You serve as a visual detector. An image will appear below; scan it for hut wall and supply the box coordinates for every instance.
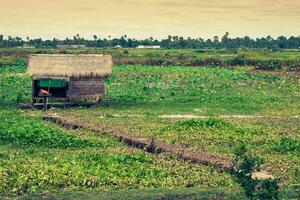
[67,77,105,98]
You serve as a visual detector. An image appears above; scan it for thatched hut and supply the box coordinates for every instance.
[27,54,112,108]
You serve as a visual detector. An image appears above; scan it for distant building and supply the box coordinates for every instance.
[57,45,86,49]
[17,44,35,49]
[114,45,123,49]
[136,45,161,49]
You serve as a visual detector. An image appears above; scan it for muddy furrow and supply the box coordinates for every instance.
[43,115,233,172]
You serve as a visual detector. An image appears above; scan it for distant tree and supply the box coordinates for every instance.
[149,37,154,45]
[93,35,97,40]
[222,32,230,44]
[161,35,173,48]
[287,36,299,48]
[213,35,219,43]
[277,36,288,48]
[266,35,273,42]
[0,33,299,49]
[127,38,133,48]
[206,39,213,48]
[213,36,219,48]
[243,36,252,48]
[108,35,111,47]
[119,36,127,47]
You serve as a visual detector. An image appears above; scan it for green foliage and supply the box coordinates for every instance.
[272,138,300,153]
[0,110,235,195]
[161,118,231,132]
[0,147,234,195]
[0,152,234,196]
[1,188,248,200]
[0,110,99,149]
[1,33,300,50]
[105,65,299,116]
[1,48,300,70]
[233,145,280,199]
[0,60,27,73]
[150,117,275,156]
[0,61,31,107]
[177,118,230,129]
[233,144,247,158]
[255,60,282,71]
[0,58,299,196]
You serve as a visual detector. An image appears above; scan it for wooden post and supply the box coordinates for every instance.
[43,96,47,111]
[32,80,35,107]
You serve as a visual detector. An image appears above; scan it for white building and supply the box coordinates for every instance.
[114,45,123,49]
[136,45,161,49]
[57,45,86,49]
[17,44,35,49]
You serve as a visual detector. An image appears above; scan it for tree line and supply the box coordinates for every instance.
[0,32,299,49]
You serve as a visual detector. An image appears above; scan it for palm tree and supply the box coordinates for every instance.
[108,35,111,47]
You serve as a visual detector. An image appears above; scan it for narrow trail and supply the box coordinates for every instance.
[43,115,233,172]
[159,114,300,119]
[75,114,299,119]
[43,114,275,179]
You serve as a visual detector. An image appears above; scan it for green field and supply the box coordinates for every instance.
[1,48,300,70]
[0,51,300,199]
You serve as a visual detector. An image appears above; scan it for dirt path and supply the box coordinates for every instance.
[42,114,275,179]
[43,114,233,172]
[159,114,300,119]
[74,113,299,119]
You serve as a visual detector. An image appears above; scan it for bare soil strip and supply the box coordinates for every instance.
[159,115,300,119]
[43,115,233,172]
[65,114,299,119]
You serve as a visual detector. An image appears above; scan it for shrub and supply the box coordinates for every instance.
[162,118,231,132]
[194,49,206,53]
[273,138,300,153]
[255,60,282,71]
[230,55,246,66]
[232,145,280,199]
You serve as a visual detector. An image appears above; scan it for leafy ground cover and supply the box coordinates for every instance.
[2,63,300,116]
[105,65,300,116]
[0,60,31,107]
[55,110,300,186]
[1,48,300,70]
[0,110,236,196]
[49,65,299,187]
[2,47,300,61]
[2,188,248,200]
[1,60,299,198]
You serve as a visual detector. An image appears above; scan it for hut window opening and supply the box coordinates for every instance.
[35,79,68,98]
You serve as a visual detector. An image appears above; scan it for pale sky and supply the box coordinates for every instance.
[0,0,299,39]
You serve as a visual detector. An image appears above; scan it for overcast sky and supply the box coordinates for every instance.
[1,0,299,39]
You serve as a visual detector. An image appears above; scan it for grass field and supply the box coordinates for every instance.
[0,110,237,195]
[1,48,300,70]
[54,65,300,185]
[0,53,300,198]
[1,47,300,60]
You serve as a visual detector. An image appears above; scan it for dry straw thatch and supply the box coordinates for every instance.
[27,54,112,78]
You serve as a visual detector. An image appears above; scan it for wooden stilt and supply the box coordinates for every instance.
[43,96,47,111]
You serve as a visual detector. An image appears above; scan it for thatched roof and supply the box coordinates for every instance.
[27,54,112,78]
